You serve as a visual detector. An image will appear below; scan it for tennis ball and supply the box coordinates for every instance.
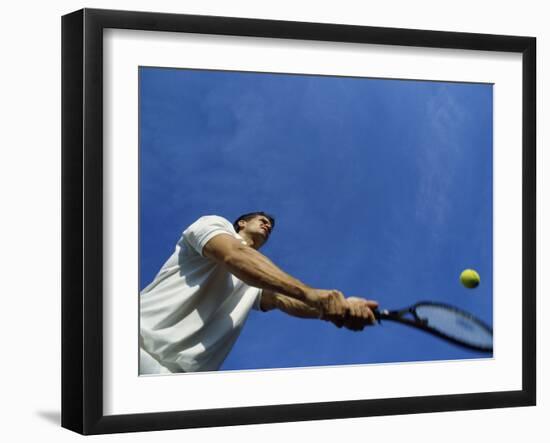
[460,269,480,289]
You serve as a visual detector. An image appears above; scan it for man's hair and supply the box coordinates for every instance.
[233,212,276,233]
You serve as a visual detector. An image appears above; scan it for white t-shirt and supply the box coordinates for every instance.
[140,215,263,373]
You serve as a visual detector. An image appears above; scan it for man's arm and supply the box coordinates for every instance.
[261,291,379,331]
[202,234,348,320]
[260,290,321,318]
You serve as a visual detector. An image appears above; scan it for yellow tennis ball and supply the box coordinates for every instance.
[460,269,480,289]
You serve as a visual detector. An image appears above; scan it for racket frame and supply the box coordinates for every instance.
[374,301,493,353]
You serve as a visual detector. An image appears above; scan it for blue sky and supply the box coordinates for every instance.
[139,67,493,370]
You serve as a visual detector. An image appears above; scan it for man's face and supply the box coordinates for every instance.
[239,215,273,245]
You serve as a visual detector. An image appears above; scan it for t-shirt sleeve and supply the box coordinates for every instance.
[183,215,235,256]
[252,288,264,311]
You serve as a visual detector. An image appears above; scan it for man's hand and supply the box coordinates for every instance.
[303,288,349,322]
[337,297,379,331]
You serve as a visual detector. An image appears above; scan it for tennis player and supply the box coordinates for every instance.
[140,212,378,374]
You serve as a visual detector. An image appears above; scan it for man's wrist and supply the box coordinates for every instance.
[300,287,321,308]
[284,284,315,305]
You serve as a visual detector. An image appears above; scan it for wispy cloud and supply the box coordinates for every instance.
[414,86,468,235]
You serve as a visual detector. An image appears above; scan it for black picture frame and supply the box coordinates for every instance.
[61,8,536,435]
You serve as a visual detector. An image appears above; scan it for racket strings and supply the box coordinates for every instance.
[414,304,492,349]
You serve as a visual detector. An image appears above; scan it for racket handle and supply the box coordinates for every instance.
[373,309,383,325]
[373,309,390,324]
[373,309,390,317]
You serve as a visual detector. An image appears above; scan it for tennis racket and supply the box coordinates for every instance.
[373,301,493,353]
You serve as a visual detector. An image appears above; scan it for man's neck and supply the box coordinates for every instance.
[237,231,259,249]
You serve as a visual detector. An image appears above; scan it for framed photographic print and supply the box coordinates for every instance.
[61,8,536,435]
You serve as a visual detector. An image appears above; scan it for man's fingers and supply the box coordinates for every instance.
[334,290,348,316]
[361,304,376,325]
[366,308,376,325]
[322,290,348,317]
[349,318,365,331]
[344,318,365,332]
[343,298,378,327]
[348,301,359,318]
[362,304,376,324]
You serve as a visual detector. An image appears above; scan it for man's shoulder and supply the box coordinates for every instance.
[190,215,233,229]
[183,215,236,236]
[181,215,236,256]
